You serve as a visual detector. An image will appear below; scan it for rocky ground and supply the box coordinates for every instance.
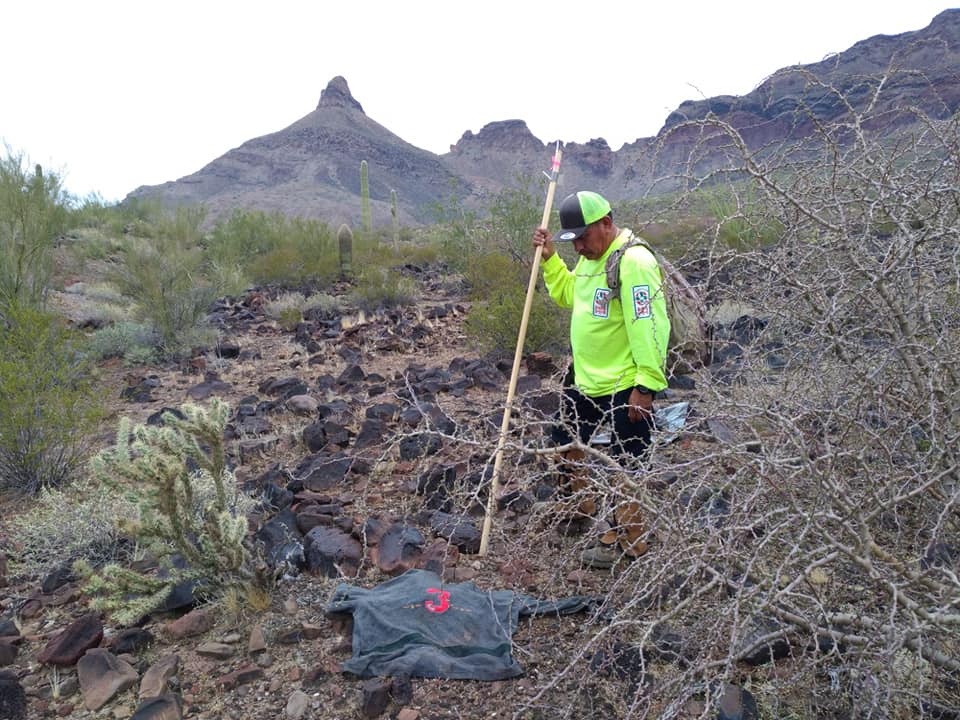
[0,264,757,720]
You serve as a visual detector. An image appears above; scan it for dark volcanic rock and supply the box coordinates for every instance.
[131,692,184,720]
[254,507,305,573]
[304,526,363,577]
[0,638,17,667]
[0,619,19,639]
[373,524,425,575]
[711,682,759,720]
[77,649,139,711]
[109,628,155,656]
[186,373,233,401]
[399,433,442,460]
[38,612,104,667]
[429,511,481,554]
[736,616,792,665]
[0,670,26,720]
[295,452,352,491]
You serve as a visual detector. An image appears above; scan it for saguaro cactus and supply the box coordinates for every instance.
[391,189,399,250]
[360,160,371,238]
[338,223,353,279]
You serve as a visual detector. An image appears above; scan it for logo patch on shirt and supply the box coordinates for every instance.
[632,285,651,319]
[592,288,611,318]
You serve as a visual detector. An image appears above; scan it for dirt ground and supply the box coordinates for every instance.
[1,273,718,720]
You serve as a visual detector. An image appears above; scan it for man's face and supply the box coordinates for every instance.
[572,221,606,260]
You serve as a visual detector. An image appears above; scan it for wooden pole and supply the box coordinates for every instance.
[479,144,563,556]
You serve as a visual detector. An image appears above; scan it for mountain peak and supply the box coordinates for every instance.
[128,13,959,225]
[317,76,364,113]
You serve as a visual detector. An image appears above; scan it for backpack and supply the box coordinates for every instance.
[605,235,710,375]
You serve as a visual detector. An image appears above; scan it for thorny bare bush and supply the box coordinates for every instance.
[356,69,960,719]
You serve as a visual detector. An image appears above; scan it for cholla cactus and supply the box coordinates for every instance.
[76,399,261,624]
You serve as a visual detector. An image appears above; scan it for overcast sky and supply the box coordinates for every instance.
[3,1,954,202]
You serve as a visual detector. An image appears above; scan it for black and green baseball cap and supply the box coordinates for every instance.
[552,191,612,242]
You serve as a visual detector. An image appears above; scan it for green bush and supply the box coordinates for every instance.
[205,209,338,288]
[485,176,544,263]
[430,192,481,272]
[263,291,307,319]
[0,302,103,493]
[88,321,159,363]
[109,207,218,356]
[302,292,343,319]
[463,251,526,300]
[700,185,784,251]
[64,229,126,269]
[204,208,279,270]
[68,193,135,238]
[427,174,545,277]
[465,284,570,356]
[351,267,419,311]
[113,197,165,237]
[277,307,302,331]
[0,149,71,309]
[206,258,250,298]
[397,240,441,268]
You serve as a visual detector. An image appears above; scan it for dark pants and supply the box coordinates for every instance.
[550,366,653,459]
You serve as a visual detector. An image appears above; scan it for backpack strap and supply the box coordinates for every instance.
[605,235,659,297]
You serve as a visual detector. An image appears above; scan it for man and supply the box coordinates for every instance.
[533,190,669,568]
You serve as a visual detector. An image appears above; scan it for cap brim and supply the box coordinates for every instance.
[552,226,587,243]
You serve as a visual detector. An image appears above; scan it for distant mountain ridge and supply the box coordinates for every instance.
[128,9,960,227]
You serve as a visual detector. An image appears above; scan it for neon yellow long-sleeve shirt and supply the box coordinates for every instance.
[541,229,669,398]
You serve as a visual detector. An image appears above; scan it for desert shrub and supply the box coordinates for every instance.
[462,235,570,357]
[430,175,545,275]
[247,245,304,286]
[3,477,139,578]
[276,307,301,331]
[67,230,120,264]
[109,207,218,356]
[119,196,168,233]
[397,240,441,268]
[68,193,137,238]
[351,266,419,311]
[465,283,570,356]
[59,280,131,328]
[504,75,960,716]
[64,280,125,304]
[0,302,103,493]
[462,251,525,300]
[430,192,482,272]
[70,193,113,229]
[76,400,264,624]
[485,175,544,262]
[302,291,343,318]
[0,149,71,309]
[206,209,338,287]
[205,208,280,268]
[88,321,160,363]
[701,184,785,251]
[206,257,250,298]
[379,70,960,720]
[263,290,346,329]
[263,291,306,319]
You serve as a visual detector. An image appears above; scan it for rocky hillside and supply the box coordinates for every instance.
[0,266,783,720]
[127,9,960,225]
[126,78,464,228]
